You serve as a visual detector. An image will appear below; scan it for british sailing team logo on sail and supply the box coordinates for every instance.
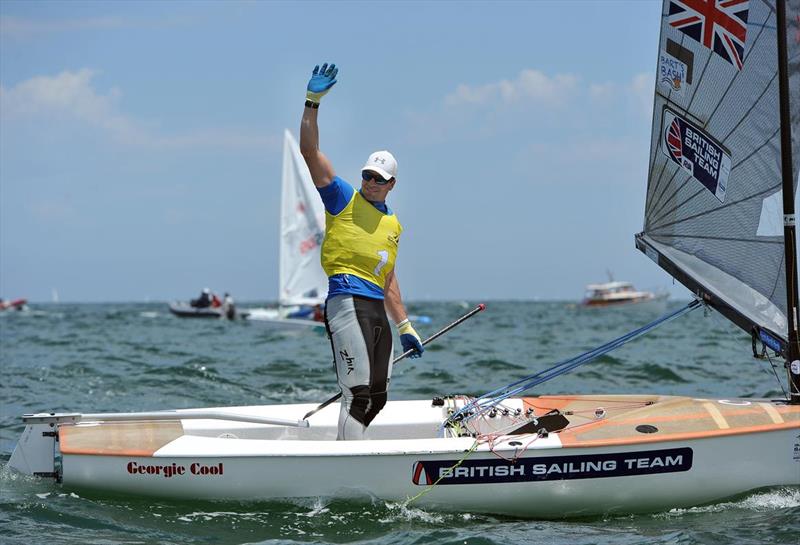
[667,0,749,70]
[661,108,731,203]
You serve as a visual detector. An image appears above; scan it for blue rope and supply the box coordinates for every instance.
[445,299,702,428]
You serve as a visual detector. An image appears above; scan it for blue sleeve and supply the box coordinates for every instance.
[317,177,354,215]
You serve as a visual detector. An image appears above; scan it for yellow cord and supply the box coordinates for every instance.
[403,440,480,507]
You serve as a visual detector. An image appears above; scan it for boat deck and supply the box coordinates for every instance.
[523,395,799,447]
[57,395,800,457]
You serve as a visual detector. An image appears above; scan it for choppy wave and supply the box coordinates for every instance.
[659,487,800,515]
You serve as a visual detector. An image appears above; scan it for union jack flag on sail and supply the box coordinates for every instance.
[668,0,749,70]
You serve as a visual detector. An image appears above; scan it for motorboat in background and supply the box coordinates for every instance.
[167,301,248,320]
[0,298,28,311]
[169,289,243,320]
[581,281,668,310]
[167,301,222,319]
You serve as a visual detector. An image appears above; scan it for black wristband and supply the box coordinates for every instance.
[305,100,320,109]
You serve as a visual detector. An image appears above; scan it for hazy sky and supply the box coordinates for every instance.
[1,0,685,303]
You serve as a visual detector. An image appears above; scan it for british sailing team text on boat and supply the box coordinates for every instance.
[414,448,692,485]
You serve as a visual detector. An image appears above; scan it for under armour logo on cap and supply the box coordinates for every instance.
[362,150,397,180]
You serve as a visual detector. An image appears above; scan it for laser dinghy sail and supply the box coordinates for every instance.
[244,130,327,328]
[7,0,800,517]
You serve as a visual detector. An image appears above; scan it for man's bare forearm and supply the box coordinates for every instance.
[299,105,334,187]
[300,106,319,157]
[384,270,408,325]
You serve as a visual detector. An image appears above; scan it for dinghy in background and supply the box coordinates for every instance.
[242,130,328,328]
[242,307,324,330]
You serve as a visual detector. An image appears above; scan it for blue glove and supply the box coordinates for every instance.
[306,63,338,104]
[398,320,424,359]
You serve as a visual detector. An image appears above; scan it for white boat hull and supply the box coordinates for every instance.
[60,431,798,517]
[581,293,669,313]
[243,307,325,330]
[11,396,800,517]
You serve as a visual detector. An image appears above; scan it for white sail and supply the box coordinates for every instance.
[638,0,799,349]
[278,130,327,307]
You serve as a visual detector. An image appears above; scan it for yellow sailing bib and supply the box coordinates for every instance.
[321,192,402,289]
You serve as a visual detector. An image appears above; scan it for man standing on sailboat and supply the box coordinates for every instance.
[299,62,425,440]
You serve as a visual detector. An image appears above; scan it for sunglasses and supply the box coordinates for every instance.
[362,170,392,185]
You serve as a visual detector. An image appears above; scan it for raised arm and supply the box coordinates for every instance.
[384,269,424,358]
[300,63,338,189]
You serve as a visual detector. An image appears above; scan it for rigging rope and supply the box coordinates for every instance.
[444,299,702,430]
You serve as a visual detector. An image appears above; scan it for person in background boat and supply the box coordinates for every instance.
[300,62,424,441]
[286,304,325,322]
[312,304,324,322]
[191,288,212,309]
[222,293,236,320]
[211,293,222,308]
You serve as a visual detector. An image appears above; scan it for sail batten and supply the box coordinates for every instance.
[639,0,799,355]
[649,182,782,231]
[646,234,784,244]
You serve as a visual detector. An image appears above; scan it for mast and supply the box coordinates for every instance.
[776,0,800,403]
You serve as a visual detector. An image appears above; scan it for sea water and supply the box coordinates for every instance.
[1,301,798,545]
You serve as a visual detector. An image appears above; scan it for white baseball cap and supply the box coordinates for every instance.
[361,150,397,181]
